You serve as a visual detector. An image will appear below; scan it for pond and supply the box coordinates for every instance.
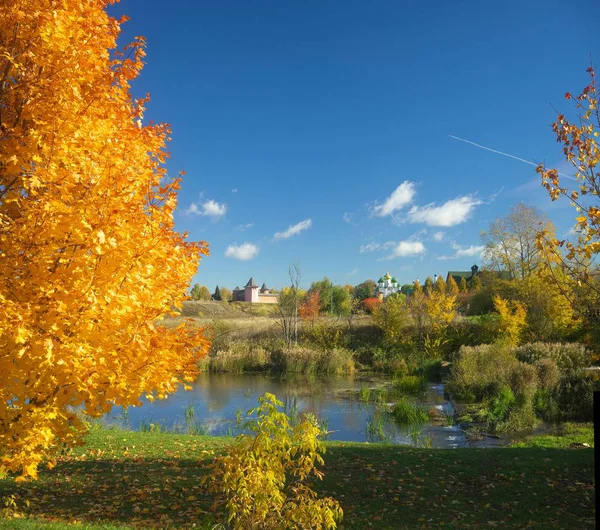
[102,372,506,448]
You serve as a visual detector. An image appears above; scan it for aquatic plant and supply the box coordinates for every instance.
[390,398,429,425]
[365,414,388,442]
[393,375,426,395]
[358,385,371,403]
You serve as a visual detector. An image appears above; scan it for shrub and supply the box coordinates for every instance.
[535,358,561,390]
[501,400,537,432]
[302,322,346,350]
[390,398,429,425]
[493,296,527,346]
[448,343,518,401]
[555,374,595,421]
[385,357,410,376]
[416,359,443,382]
[486,385,515,423]
[534,389,560,422]
[515,342,590,375]
[361,297,382,314]
[466,292,495,316]
[447,316,501,351]
[509,362,538,399]
[203,393,343,529]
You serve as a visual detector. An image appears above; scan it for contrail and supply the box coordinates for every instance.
[449,135,576,180]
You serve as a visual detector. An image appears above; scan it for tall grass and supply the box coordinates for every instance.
[393,375,426,395]
[358,385,371,403]
[202,340,355,375]
[390,398,429,425]
[365,414,388,442]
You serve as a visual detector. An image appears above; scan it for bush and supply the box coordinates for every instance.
[447,316,501,351]
[390,398,429,425]
[509,362,538,398]
[515,342,590,375]
[535,358,561,390]
[361,297,382,314]
[486,385,515,423]
[203,393,343,529]
[302,322,346,350]
[416,359,443,382]
[448,343,518,401]
[466,292,495,316]
[555,374,595,421]
[501,400,537,432]
[534,389,560,422]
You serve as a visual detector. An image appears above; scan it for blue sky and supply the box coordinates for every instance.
[109,0,598,290]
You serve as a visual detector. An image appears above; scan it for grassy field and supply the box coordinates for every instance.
[0,427,594,529]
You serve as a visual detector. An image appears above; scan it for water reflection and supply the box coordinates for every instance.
[104,372,471,448]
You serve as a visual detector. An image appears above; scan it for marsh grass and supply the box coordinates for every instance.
[203,341,355,375]
[391,398,429,426]
[393,375,427,395]
[358,385,371,403]
[365,414,388,442]
[408,425,433,448]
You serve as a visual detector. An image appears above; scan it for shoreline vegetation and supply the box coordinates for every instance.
[162,301,598,436]
[0,426,594,529]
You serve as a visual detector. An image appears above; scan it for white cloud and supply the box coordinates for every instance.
[433,231,445,242]
[274,218,312,240]
[185,199,228,219]
[438,242,484,260]
[236,223,254,231]
[360,242,381,253]
[232,188,238,193]
[373,181,416,217]
[453,243,484,257]
[343,212,353,223]
[360,241,396,253]
[224,242,259,261]
[407,196,482,227]
[346,268,359,276]
[388,240,426,258]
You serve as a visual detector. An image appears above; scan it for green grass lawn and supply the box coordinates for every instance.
[0,426,594,529]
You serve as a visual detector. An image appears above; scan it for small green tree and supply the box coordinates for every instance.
[308,277,333,314]
[459,277,468,293]
[373,294,408,343]
[353,279,377,301]
[446,275,459,297]
[332,285,352,316]
[213,285,222,301]
[424,276,434,295]
[191,283,211,301]
[203,393,343,529]
[220,287,233,301]
[435,275,446,294]
[471,275,482,293]
[400,284,413,295]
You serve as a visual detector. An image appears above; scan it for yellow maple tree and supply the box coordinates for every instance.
[536,65,599,297]
[493,296,527,346]
[0,0,209,479]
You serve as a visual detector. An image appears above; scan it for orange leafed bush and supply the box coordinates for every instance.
[0,0,210,478]
[361,297,382,314]
[299,291,320,322]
